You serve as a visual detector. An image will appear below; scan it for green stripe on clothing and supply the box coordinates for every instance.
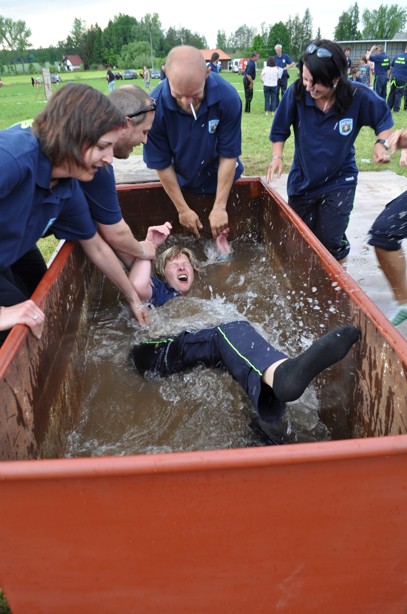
[216,325,262,375]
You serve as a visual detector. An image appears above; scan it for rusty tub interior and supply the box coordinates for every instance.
[0,178,406,612]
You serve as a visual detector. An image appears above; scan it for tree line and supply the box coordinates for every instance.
[0,4,406,74]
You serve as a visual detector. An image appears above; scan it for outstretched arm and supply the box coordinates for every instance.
[129,222,172,302]
[209,157,236,239]
[79,234,149,325]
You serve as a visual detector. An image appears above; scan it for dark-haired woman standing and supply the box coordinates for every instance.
[266,39,394,263]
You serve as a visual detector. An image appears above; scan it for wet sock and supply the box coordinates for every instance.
[272,325,360,402]
[391,304,407,327]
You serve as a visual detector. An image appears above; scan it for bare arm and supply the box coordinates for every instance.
[129,222,172,301]
[97,219,156,269]
[387,129,407,153]
[79,234,149,325]
[266,141,285,182]
[157,165,203,238]
[373,129,394,164]
[208,157,237,239]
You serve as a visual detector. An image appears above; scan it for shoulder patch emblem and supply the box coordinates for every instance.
[339,118,353,135]
[208,119,219,134]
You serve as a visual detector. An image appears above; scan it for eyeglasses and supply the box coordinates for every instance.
[305,43,332,60]
[127,98,157,119]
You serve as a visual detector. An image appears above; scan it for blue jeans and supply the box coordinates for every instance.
[263,85,278,112]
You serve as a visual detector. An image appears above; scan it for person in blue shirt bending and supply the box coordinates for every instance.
[0,84,150,344]
[267,39,394,265]
[143,46,243,241]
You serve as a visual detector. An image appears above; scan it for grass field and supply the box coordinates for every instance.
[1,69,406,179]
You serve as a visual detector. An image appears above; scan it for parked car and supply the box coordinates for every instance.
[151,67,160,79]
[50,74,61,83]
[123,69,138,80]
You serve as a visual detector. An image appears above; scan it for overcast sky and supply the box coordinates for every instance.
[0,0,396,50]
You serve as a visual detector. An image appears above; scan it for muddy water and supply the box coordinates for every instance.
[67,237,344,458]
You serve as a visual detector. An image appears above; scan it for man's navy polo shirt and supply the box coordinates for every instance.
[270,82,394,199]
[80,165,123,225]
[245,59,256,80]
[370,52,390,74]
[143,73,243,194]
[391,52,407,80]
[274,53,294,81]
[0,128,96,270]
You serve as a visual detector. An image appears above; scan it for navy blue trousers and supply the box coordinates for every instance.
[368,190,407,251]
[132,320,288,423]
[288,187,356,260]
[0,246,47,344]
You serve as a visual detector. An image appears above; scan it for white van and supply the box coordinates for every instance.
[229,58,241,73]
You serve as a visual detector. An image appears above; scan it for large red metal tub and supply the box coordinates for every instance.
[0,178,406,612]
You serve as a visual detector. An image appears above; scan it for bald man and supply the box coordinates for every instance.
[143,45,243,239]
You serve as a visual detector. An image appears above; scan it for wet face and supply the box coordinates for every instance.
[76,128,121,181]
[168,71,207,114]
[113,111,155,159]
[302,64,334,100]
[163,254,195,294]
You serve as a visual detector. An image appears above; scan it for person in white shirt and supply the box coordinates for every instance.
[261,56,283,116]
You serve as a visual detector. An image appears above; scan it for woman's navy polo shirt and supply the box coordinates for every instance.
[143,73,243,194]
[0,128,96,270]
[270,82,394,199]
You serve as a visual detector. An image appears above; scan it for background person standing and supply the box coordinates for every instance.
[106,66,115,93]
[274,44,295,106]
[387,45,407,113]
[143,66,151,92]
[243,51,259,113]
[368,44,390,100]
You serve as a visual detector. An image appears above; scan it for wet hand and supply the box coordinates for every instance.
[145,222,173,247]
[133,303,149,326]
[0,300,45,339]
[266,157,283,183]
[373,142,391,164]
[209,208,228,239]
[178,209,203,238]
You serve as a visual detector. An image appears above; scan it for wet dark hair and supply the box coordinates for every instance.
[32,83,126,168]
[267,56,276,67]
[294,39,355,115]
[211,52,220,62]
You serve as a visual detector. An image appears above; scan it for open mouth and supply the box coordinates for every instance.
[177,274,188,282]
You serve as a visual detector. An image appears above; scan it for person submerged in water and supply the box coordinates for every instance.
[129,223,361,444]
